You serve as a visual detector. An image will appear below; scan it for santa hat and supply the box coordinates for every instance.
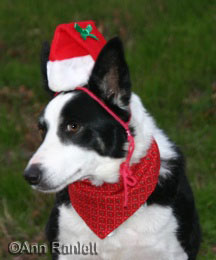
[47,21,106,92]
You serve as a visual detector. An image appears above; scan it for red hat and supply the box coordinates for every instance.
[47,21,106,92]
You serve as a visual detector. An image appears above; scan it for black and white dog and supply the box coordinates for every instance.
[24,37,201,260]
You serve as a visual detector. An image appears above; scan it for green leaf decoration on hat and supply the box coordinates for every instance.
[74,23,99,41]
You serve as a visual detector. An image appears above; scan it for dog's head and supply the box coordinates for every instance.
[24,38,133,192]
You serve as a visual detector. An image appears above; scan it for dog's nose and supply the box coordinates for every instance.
[24,164,42,185]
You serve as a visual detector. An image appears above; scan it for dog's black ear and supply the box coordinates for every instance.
[88,37,131,108]
[40,41,54,96]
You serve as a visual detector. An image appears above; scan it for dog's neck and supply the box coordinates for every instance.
[87,93,156,186]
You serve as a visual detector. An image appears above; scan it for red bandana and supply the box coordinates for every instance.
[68,139,160,239]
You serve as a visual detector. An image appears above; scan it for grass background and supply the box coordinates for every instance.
[0,0,215,259]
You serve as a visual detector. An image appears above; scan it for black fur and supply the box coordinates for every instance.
[58,92,128,157]
[45,189,70,260]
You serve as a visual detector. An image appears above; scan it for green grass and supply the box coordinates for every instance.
[0,0,215,259]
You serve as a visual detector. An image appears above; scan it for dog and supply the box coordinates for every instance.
[24,37,201,260]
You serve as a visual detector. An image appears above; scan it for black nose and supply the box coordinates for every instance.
[24,164,42,185]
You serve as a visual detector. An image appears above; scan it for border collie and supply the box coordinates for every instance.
[24,37,201,260]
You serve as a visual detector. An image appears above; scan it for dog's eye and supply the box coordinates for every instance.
[66,122,80,133]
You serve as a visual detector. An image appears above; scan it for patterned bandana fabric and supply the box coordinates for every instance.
[68,139,160,239]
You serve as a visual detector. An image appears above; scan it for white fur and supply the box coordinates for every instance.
[47,55,94,92]
[26,92,186,259]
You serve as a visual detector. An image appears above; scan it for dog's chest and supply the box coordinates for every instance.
[56,203,187,260]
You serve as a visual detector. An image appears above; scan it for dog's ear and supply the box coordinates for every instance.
[88,37,131,108]
[40,42,55,96]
